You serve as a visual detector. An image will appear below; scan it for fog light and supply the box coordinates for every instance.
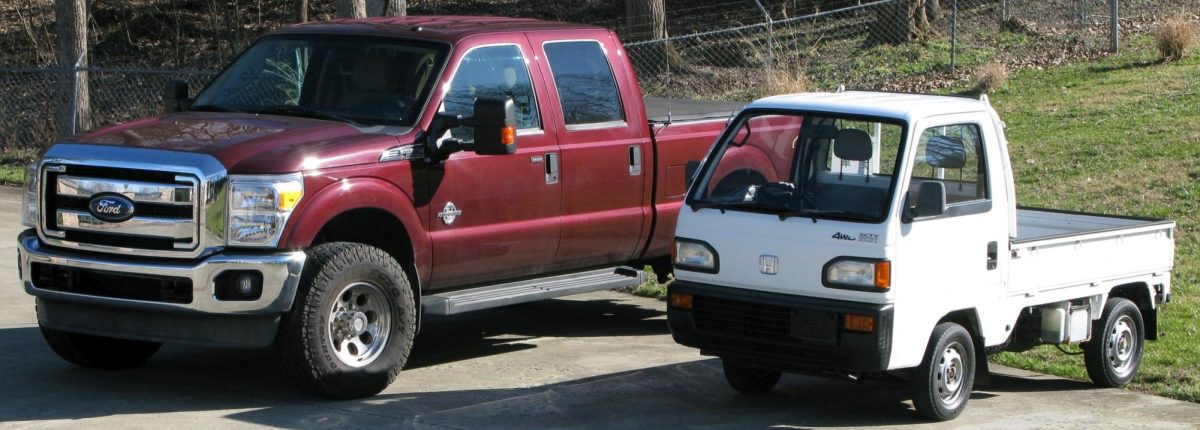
[215,270,263,301]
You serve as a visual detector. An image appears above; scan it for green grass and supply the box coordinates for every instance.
[972,35,1200,402]
[632,265,670,301]
[0,164,22,185]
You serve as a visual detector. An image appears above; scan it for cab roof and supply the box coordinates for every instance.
[274,15,606,42]
[745,91,993,122]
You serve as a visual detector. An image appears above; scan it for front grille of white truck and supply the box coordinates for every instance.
[40,164,202,257]
[692,295,837,345]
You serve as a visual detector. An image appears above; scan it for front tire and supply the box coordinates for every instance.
[40,325,161,369]
[1083,297,1144,388]
[722,359,782,394]
[277,242,417,399]
[912,322,975,421]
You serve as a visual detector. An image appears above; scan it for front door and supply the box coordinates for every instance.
[425,42,560,288]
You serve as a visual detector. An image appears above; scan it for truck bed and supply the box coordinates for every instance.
[645,97,744,123]
[1008,207,1174,298]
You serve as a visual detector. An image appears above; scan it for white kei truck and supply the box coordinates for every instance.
[666,91,1175,421]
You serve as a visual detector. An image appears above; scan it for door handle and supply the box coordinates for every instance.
[629,145,643,176]
[987,241,998,270]
[545,153,559,184]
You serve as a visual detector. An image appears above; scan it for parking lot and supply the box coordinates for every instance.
[3,186,1199,429]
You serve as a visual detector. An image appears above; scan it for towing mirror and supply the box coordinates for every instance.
[464,97,518,155]
[162,79,191,113]
[903,181,947,223]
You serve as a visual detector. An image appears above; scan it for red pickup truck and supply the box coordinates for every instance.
[17,16,738,398]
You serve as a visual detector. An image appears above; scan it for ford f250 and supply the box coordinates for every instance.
[667,91,1174,420]
[16,16,741,399]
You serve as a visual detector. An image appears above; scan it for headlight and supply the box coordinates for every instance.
[226,173,304,247]
[21,163,38,228]
[674,238,719,273]
[823,257,890,291]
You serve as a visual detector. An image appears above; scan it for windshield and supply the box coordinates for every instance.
[192,35,447,127]
[690,110,906,223]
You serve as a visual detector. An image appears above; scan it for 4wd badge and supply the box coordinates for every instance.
[438,202,462,225]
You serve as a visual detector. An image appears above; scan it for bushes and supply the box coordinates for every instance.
[1155,15,1196,61]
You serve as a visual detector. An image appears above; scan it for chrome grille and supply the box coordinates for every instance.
[41,164,202,256]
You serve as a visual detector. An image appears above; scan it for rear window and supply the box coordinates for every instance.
[543,41,625,126]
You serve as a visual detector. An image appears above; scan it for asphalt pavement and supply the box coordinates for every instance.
[2,186,1198,429]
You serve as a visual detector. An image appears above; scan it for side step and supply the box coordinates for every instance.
[422,266,645,316]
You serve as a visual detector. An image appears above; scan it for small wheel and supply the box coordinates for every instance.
[1083,297,1144,388]
[912,322,975,421]
[277,242,416,399]
[722,359,781,394]
[39,325,161,369]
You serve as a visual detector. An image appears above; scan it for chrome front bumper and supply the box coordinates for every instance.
[18,229,305,315]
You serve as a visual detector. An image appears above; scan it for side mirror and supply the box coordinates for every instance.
[429,97,518,159]
[162,79,190,113]
[903,181,947,223]
[684,160,701,189]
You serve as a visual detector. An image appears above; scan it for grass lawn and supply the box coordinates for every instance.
[981,35,1200,402]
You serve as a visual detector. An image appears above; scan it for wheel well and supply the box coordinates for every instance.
[311,209,421,321]
[1109,282,1157,340]
[938,309,990,385]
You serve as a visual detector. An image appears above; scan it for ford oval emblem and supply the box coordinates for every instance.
[88,193,135,223]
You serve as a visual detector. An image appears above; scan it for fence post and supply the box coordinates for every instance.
[950,0,958,71]
[1110,0,1119,52]
[749,0,772,92]
[1000,0,1008,22]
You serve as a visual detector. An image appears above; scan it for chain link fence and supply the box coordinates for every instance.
[1,0,1196,155]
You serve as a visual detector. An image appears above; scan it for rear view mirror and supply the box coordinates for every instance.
[465,97,518,155]
[162,79,190,113]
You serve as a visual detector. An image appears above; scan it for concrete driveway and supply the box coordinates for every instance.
[2,186,1198,429]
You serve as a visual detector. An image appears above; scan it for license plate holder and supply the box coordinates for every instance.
[791,309,836,343]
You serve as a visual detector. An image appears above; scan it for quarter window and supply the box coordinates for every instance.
[444,45,540,141]
[543,41,625,126]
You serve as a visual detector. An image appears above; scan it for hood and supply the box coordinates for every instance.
[74,112,416,173]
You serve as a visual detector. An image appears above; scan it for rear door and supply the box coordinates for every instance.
[425,40,561,288]
[527,33,649,269]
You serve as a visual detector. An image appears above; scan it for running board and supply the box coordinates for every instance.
[422,266,645,316]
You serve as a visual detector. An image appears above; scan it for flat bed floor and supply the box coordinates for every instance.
[645,97,744,123]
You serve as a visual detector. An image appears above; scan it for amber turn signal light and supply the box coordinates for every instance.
[874,260,891,290]
[844,314,875,333]
[669,292,693,310]
[501,125,516,145]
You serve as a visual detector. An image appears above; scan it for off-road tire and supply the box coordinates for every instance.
[1083,297,1144,388]
[40,325,161,369]
[276,242,416,399]
[722,359,782,395]
[912,322,975,421]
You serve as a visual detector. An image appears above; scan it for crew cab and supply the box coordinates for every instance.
[16,16,740,398]
[667,91,1174,420]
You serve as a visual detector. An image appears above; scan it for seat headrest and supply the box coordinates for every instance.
[351,57,397,92]
[925,135,967,169]
[834,128,873,161]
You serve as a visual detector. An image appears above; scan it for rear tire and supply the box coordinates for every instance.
[1083,297,1144,388]
[40,325,161,369]
[277,242,416,399]
[912,322,975,421]
[722,359,782,394]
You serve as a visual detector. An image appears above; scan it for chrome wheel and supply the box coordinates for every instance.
[327,281,391,368]
[935,341,967,406]
[1106,315,1137,378]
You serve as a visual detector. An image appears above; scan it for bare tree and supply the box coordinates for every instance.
[624,0,666,42]
[296,0,308,22]
[55,0,89,136]
[384,0,406,16]
[875,0,938,44]
[336,0,366,18]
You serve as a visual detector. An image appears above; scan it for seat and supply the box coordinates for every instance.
[337,57,404,114]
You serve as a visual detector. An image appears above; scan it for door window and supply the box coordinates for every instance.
[443,45,540,141]
[906,123,988,210]
[543,41,625,126]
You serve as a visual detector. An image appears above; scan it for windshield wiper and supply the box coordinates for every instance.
[776,209,873,223]
[189,104,245,113]
[256,106,360,125]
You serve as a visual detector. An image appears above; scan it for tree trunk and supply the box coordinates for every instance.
[624,0,666,42]
[874,0,935,44]
[296,0,307,22]
[336,0,366,18]
[55,0,88,136]
[384,0,406,16]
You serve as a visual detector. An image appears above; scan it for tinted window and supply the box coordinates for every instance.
[443,45,540,142]
[544,41,625,125]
